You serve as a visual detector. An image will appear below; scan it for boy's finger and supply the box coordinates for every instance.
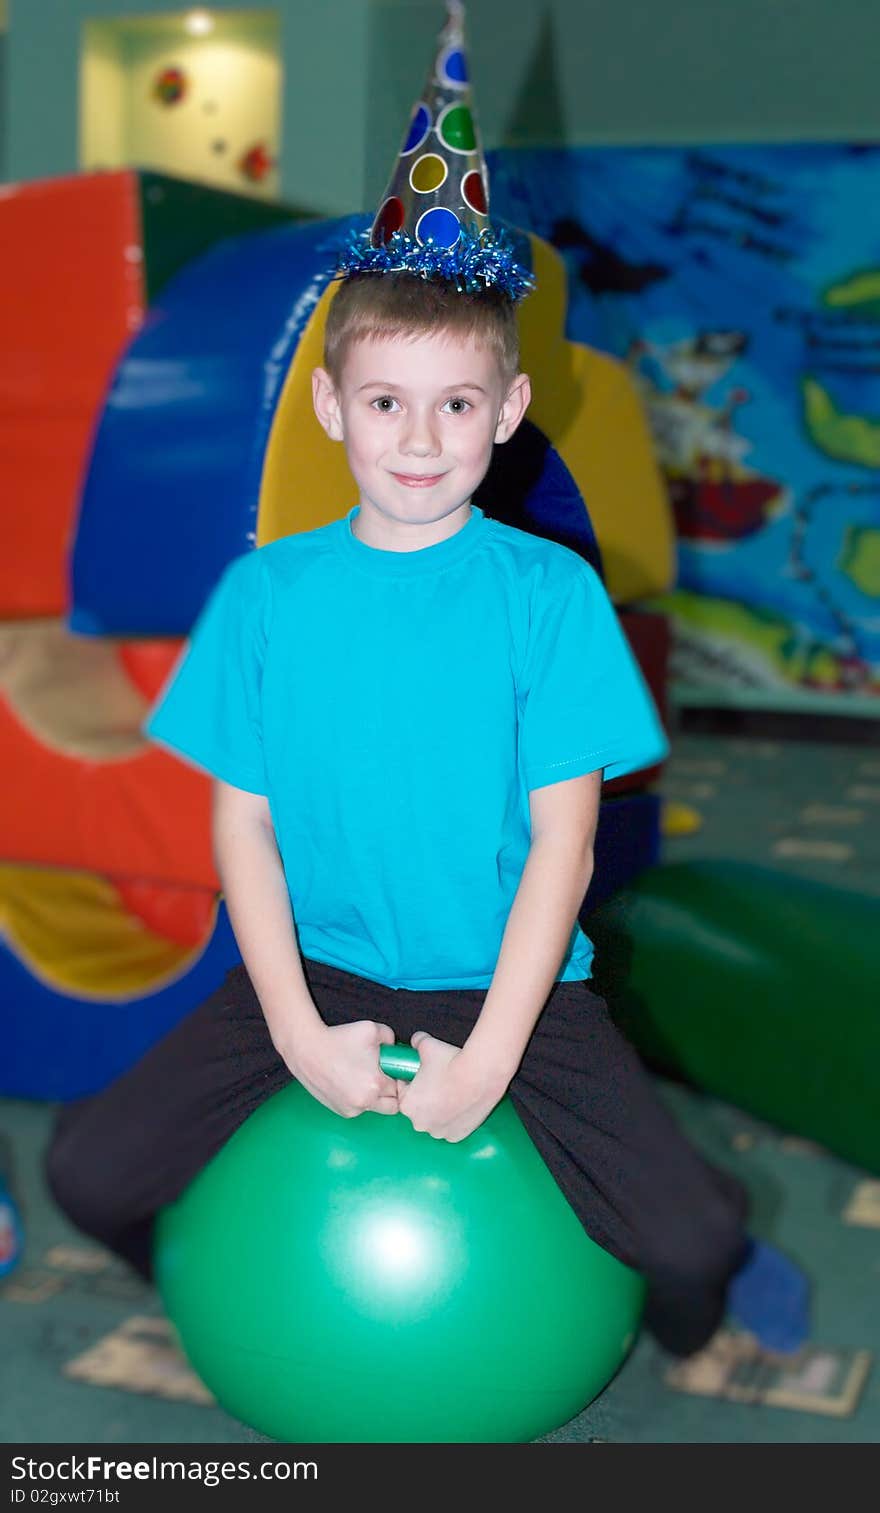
[373,1093,402,1115]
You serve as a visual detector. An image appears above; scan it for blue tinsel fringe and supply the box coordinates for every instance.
[334,224,535,301]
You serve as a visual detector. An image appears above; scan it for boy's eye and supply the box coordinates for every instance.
[371,396,400,412]
[442,397,472,414]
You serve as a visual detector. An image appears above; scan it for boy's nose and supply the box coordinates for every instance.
[400,413,441,456]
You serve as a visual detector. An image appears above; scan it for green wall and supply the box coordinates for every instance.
[6,0,880,213]
[0,0,6,183]
[0,34,6,184]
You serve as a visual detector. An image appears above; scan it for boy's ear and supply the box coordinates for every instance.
[312,367,344,441]
[494,372,531,444]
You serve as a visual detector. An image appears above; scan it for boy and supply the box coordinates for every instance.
[47,4,807,1366]
[47,269,800,1359]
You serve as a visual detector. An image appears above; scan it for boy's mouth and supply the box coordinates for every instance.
[390,471,447,488]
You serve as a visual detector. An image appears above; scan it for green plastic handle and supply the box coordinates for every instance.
[379,1043,420,1082]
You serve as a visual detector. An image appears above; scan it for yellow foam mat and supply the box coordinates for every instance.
[257,282,353,544]
[0,865,215,999]
[257,234,674,603]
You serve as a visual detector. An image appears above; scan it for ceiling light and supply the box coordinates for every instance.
[184,10,214,37]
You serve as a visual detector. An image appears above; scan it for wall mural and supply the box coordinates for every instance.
[489,144,880,716]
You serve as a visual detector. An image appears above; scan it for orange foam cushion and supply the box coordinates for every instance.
[0,171,144,618]
[2,692,217,891]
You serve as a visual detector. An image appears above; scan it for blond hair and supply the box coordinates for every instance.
[323,272,519,389]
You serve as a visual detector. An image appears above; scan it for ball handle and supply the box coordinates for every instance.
[379,1043,420,1083]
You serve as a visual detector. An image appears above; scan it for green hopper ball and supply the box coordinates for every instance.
[154,1044,644,1442]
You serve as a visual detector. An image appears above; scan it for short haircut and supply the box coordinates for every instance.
[323,272,520,390]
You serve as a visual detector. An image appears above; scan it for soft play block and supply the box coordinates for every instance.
[1,691,215,888]
[0,172,142,619]
[134,169,299,306]
[590,861,880,1175]
[1,624,215,887]
[583,791,662,916]
[0,170,299,621]
[69,216,346,637]
[2,880,241,1101]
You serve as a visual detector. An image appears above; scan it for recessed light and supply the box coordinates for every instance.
[185,10,214,37]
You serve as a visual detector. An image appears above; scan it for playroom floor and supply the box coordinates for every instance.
[2,725,879,1445]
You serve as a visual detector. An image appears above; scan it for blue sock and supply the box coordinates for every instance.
[726,1238,810,1354]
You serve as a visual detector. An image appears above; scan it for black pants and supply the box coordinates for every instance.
[46,958,749,1357]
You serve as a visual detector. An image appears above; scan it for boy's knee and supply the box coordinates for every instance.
[45,1109,158,1281]
[643,1194,748,1293]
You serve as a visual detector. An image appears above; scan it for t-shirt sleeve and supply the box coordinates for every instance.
[520,555,669,789]
[143,551,271,795]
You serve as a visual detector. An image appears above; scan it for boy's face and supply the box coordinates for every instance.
[313,328,530,543]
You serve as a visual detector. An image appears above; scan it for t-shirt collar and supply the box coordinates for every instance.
[337,504,486,577]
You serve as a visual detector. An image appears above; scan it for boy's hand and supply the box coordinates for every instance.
[284,1020,400,1120]
[397,1032,509,1143]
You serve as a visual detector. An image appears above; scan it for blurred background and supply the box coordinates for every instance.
[1,0,878,1446]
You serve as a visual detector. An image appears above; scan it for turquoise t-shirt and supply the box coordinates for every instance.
[145,506,668,990]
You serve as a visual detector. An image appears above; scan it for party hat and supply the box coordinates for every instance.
[337,1,533,300]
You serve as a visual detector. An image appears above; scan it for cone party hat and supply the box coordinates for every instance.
[337,1,533,299]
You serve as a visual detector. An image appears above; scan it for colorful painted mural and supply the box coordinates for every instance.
[490,144,880,716]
